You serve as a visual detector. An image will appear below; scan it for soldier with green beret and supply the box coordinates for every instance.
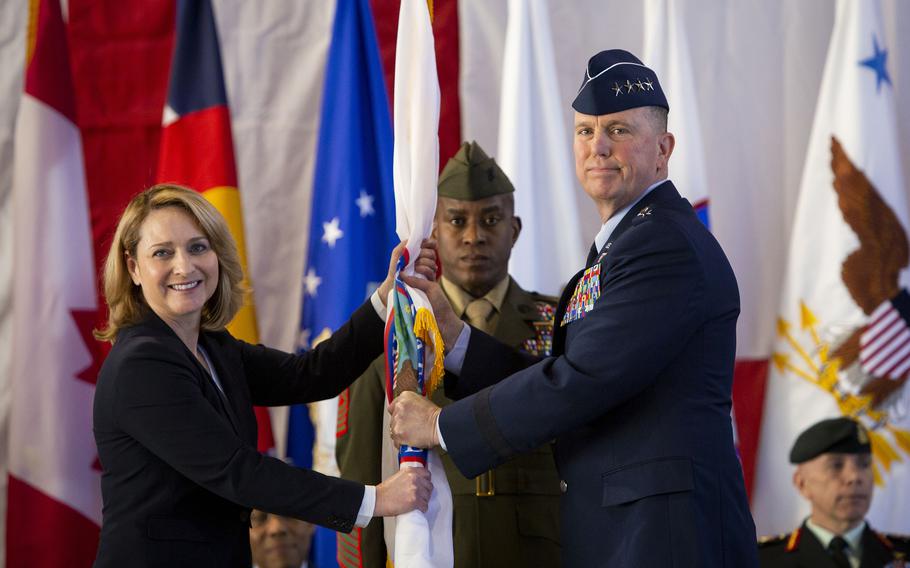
[335,141,562,568]
[758,417,910,567]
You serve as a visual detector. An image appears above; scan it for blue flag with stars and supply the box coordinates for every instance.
[287,0,396,565]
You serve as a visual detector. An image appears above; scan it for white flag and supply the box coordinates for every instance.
[386,1,453,566]
[753,0,910,535]
[499,0,585,296]
[643,0,710,224]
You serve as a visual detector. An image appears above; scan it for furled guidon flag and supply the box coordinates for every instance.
[752,0,910,536]
[157,0,273,451]
[643,0,710,227]
[9,0,103,564]
[382,1,453,567]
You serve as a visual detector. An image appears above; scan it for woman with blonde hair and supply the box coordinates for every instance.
[92,184,434,567]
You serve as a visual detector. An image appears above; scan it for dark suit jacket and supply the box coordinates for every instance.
[336,280,562,568]
[439,182,758,567]
[93,301,383,568]
[758,521,910,567]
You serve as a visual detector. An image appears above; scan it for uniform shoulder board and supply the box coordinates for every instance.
[757,533,789,548]
[757,528,802,552]
[879,532,910,549]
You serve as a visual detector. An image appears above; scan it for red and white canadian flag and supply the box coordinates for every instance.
[8,0,103,564]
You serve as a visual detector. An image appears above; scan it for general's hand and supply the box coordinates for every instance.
[377,239,440,307]
[389,391,442,449]
[374,466,432,516]
[401,274,464,347]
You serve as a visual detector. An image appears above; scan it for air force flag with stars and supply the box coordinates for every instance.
[287,0,396,565]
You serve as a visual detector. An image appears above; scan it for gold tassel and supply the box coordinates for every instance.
[413,307,445,396]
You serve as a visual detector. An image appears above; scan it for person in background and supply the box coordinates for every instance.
[250,509,315,568]
[389,49,758,567]
[336,141,561,567]
[92,184,435,567]
[758,417,910,567]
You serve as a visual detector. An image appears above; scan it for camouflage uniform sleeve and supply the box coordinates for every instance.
[335,355,388,568]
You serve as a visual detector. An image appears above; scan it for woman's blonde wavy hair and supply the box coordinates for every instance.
[94,184,245,343]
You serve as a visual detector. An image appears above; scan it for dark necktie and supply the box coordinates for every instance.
[585,242,598,266]
[827,536,851,568]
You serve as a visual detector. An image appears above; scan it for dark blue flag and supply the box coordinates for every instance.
[287,0,395,565]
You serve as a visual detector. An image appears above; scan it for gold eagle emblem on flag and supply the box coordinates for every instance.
[775,136,910,485]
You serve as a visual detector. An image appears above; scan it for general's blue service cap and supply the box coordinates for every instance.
[572,49,669,116]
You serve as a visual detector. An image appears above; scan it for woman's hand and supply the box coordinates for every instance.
[373,465,433,516]
[377,239,440,306]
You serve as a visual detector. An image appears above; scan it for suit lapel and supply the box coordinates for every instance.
[136,311,250,441]
[197,333,246,439]
[553,269,583,355]
[554,181,683,354]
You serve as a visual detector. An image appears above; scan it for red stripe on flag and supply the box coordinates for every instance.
[25,0,76,122]
[7,475,100,567]
[861,311,900,363]
[158,105,238,190]
[732,358,769,501]
[432,0,461,165]
[371,0,461,168]
[864,325,909,371]
[869,333,910,377]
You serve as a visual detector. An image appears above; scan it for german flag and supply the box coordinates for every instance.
[157,0,273,451]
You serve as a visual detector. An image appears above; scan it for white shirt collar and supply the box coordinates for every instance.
[593,179,667,252]
[805,517,865,559]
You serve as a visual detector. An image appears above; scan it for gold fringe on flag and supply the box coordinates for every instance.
[413,307,445,396]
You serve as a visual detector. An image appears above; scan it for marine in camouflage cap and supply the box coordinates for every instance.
[437,140,515,201]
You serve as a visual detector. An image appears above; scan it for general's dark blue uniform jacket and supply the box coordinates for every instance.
[93,302,383,568]
[439,182,758,567]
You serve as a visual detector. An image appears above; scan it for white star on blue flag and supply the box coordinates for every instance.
[356,189,376,217]
[321,217,344,248]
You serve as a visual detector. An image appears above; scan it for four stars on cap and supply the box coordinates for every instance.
[611,77,656,97]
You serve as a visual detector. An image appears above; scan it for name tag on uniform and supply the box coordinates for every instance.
[561,264,601,326]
